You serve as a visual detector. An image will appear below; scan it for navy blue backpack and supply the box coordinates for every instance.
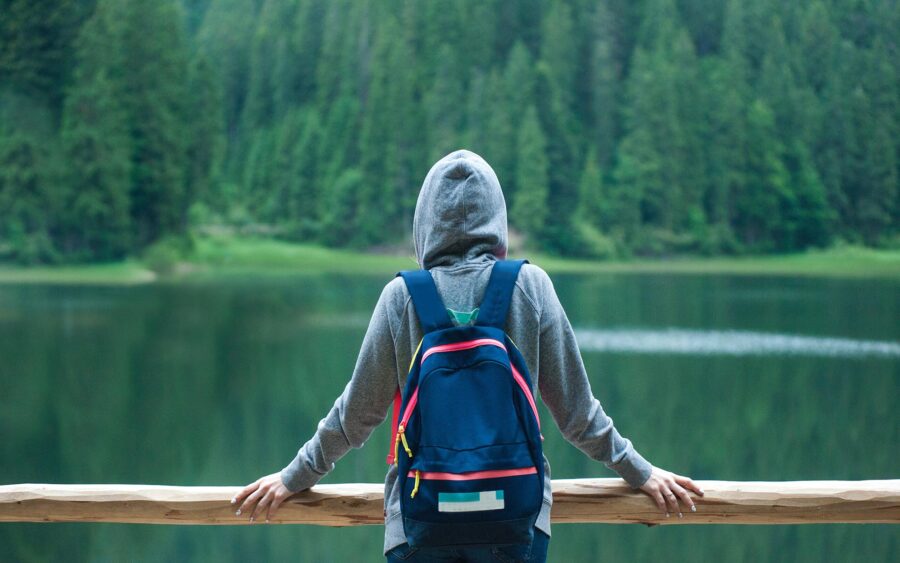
[386,259,544,548]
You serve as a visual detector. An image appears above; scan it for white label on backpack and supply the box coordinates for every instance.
[438,490,505,512]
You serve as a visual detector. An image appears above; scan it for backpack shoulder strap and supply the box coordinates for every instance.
[476,259,528,330]
[397,269,452,333]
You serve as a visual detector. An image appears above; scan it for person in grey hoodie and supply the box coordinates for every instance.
[232,150,704,561]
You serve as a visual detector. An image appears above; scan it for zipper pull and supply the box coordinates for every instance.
[411,470,421,498]
[398,424,413,458]
[393,430,401,465]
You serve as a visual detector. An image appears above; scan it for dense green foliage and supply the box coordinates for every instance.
[0,0,897,262]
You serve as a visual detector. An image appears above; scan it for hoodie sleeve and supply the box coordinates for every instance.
[535,270,653,489]
[280,282,399,493]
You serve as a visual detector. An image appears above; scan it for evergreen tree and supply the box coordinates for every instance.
[576,147,606,228]
[540,0,578,120]
[287,112,322,235]
[185,53,225,210]
[272,0,325,114]
[319,168,361,247]
[589,3,620,166]
[734,99,791,250]
[511,106,550,240]
[242,128,277,218]
[866,39,900,233]
[2,0,899,261]
[269,109,321,238]
[424,44,465,162]
[537,0,581,251]
[757,16,804,137]
[240,0,295,128]
[699,57,747,252]
[357,14,416,246]
[613,3,707,251]
[614,47,669,232]
[120,0,192,246]
[814,42,856,235]
[638,0,684,50]
[315,0,363,108]
[265,110,305,223]
[497,41,537,201]
[0,0,87,109]
[504,42,537,118]
[783,140,833,248]
[668,29,706,233]
[798,1,839,95]
[844,87,895,244]
[482,69,516,194]
[608,136,645,246]
[0,134,58,263]
[676,0,726,55]
[465,70,490,153]
[59,0,132,260]
[721,0,771,75]
[195,0,256,135]
[315,95,361,213]
[455,0,497,69]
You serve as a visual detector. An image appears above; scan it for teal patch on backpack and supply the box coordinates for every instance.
[438,490,505,512]
[446,307,479,326]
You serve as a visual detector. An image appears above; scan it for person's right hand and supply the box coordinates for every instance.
[638,466,704,518]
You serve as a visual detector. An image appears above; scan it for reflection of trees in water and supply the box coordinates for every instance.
[1,275,897,561]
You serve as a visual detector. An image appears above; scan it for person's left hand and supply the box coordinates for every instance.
[231,472,295,523]
[638,466,704,518]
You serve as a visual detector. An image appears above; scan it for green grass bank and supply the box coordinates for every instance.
[0,234,898,285]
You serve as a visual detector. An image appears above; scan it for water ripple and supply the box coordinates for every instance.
[575,328,900,358]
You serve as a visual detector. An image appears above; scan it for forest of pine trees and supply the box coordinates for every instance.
[0,0,897,263]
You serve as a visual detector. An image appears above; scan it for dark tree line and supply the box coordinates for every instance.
[0,0,897,263]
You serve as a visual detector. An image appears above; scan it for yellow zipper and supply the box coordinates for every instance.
[392,338,423,466]
[411,470,421,498]
[397,424,413,458]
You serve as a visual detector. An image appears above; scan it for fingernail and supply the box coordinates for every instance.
[665,512,670,518]
[265,519,270,523]
[235,510,241,516]
[678,512,683,518]
[700,489,705,494]
[231,498,236,504]
[691,505,696,512]
[250,516,255,522]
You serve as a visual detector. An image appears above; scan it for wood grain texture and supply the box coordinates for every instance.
[1,479,897,525]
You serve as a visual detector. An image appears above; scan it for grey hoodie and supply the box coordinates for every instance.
[280,150,653,554]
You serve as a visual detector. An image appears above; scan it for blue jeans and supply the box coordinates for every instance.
[386,529,549,563]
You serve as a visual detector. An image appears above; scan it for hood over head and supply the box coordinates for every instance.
[413,149,508,269]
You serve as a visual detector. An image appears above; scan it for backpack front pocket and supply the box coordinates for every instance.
[400,468,542,547]
[414,359,533,470]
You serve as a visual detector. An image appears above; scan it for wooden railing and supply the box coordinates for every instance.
[1,479,898,526]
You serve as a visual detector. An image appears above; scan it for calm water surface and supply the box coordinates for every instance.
[1,272,897,562]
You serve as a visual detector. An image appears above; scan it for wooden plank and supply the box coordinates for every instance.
[550,479,900,525]
[0,479,898,526]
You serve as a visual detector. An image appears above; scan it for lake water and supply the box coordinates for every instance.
[1,272,897,562]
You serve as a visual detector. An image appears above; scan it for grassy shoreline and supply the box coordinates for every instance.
[0,235,897,285]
